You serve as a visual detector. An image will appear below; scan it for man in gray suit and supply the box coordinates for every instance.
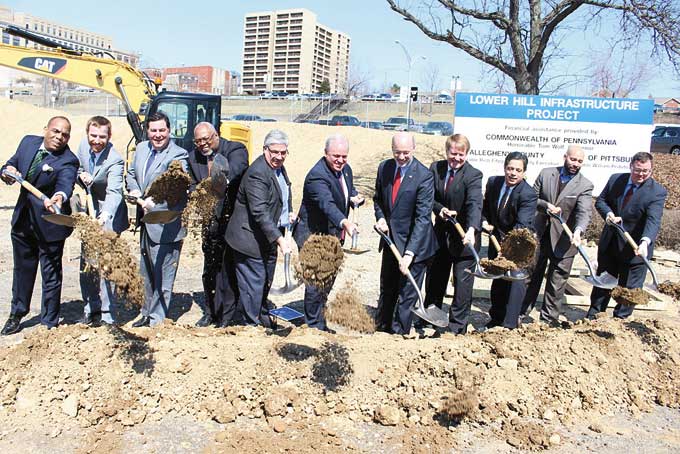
[75,116,129,326]
[521,145,593,324]
[126,111,189,327]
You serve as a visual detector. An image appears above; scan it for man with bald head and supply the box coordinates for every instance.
[373,132,437,334]
[188,121,248,327]
[294,134,364,331]
[521,145,594,325]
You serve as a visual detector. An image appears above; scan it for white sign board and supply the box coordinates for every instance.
[454,92,654,193]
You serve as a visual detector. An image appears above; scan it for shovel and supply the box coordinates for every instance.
[442,213,502,279]
[482,228,529,281]
[606,219,660,291]
[270,225,302,295]
[84,185,97,220]
[125,194,181,224]
[1,169,76,226]
[373,225,448,328]
[547,211,617,289]
[343,205,370,255]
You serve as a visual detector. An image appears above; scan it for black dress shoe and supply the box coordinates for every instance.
[1,316,21,335]
[131,316,151,328]
[195,314,214,327]
[323,327,337,334]
[77,313,101,327]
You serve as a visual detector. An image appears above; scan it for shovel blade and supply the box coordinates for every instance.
[583,271,618,290]
[343,247,370,255]
[501,269,529,281]
[142,210,181,224]
[42,213,77,227]
[411,305,449,328]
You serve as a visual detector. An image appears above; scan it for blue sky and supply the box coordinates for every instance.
[5,0,678,98]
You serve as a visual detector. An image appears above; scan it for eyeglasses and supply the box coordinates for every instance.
[194,133,215,145]
[631,167,651,175]
[266,146,289,156]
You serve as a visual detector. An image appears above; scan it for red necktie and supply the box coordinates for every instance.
[445,169,455,190]
[391,167,402,205]
[622,185,634,208]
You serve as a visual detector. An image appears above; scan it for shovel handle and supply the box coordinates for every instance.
[488,234,502,252]
[3,170,61,215]
[622,231,639,251]
[85,193,96,220]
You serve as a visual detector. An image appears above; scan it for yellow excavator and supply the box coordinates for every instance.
[0,25,251,157]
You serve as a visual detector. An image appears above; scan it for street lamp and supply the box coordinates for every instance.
[395,40,425,130]
[451,75,460,110]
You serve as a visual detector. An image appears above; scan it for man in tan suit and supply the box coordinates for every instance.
[521,145,593,325]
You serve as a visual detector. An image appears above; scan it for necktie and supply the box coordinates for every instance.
[391,167,402,205]
[143,150,157,182]
[89,152,97,174]
[622,185,635,209]
[26,148,48,180]
[337,172,348,203]
[498,186,510,214]
[445,169,455,190]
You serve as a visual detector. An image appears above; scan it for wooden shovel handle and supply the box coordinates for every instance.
[561,222,574,238]
[453,221,466,238]
[85,194,96,219]
[622,231,639,251]
[489,234,502,252]
[19,179,48,202]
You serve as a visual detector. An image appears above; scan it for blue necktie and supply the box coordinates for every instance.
[144,150,157,182]
[89,152,97,174]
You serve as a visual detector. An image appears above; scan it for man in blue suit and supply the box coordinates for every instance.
[75,116,129,326]
[1,116,79,335]
[373,132,438,335]
[126,112,189,327]
[294,134,364,331]
[587,151,667,319]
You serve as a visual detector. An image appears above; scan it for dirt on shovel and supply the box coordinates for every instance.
[145,160,191,207]
[611,286,650,306]
[295,234,344,289]
[480,257,517,275]
[501,228,538,268]
[658,281,680,301]
[326,286,375,334]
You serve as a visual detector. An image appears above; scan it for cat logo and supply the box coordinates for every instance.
[17,57,67,74]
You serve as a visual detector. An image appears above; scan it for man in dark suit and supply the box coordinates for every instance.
[1,116,79,334]
[188,122,249,327]
[75,116,129,326]
[425,134,483,334]
[587,151,667,319]
[126,112,189,327]
[294,134,364,331]
[522,145,593,325]
[226,129,293,327]
[482,151,538,330]
[374,132,438,335]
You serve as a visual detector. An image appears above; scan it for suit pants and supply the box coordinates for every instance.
[303,276,336,331]
[587,244,647,319]
[233,248,276,328]
[139,228,183,326]
[489,278,528,329]
[522,238,575,323]
[80,245,116,323]
[376,249,428,335]
[10,222,65,328]
[424,245,476,334]
[201,220,238,323]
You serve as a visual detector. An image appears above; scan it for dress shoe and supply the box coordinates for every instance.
[131,316,151,328]
[1,316,21,335]
[76,313,101,327]
[195,314,214,327]
[322,327,337,334]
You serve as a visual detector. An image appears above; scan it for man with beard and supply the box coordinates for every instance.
[188,122,248,327]
[521,145,594,325]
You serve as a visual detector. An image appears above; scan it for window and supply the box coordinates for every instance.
[156,102,190,139]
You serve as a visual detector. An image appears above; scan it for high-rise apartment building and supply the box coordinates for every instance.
[241,8,350,95]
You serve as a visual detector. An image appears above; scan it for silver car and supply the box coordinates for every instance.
[650,126,680,155]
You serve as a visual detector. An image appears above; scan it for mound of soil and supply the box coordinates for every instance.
[440,389,478,421]
[181,177,219,240]
[658,281,680,301]
[481,257,517,274]
[145,160,191,207]
[611,286,650,306]
[295,235,344,289]
[326,286,375,333]
[501,228,538,268]
[74,215,144,308]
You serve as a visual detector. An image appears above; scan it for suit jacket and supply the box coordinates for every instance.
[482,176,537,259]
[533,167,593,258]
[126,140,189,244]
[430,160,483,256]
[294,157,358,247]
[3,135,78,242]
[373,157,437,263]
[595,172,667,262]
[76,138,129,233]
[188,137,249,220]
[226,154,292,259]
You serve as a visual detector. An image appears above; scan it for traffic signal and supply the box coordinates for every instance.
[410,86,418,101]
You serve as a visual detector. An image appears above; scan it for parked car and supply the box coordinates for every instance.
[271,91,289,98]
[422,121,454,136]
[230,114,276,122]
[361,121,383,130]
[361,94,378,101]
[382,116,421,132]
[376,93,394,102]
[286,93,303,100]
[329,115,361,126]
[260,91,274,99]
[434,93,454,104]
[15,89,32,96]
[651,125,680,155]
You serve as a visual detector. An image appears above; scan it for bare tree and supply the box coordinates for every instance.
[347,62,372,97]
[588,48,651,98]
[386,0,680,94]
[420,61,442,95]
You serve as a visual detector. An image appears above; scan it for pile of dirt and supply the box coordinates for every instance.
[295,235,345,289]
[658,280,680,301]
[326,286,375,333]
[651,154,680,210]
[1,317,680,451]
[181,177,219,239]
[501,228,538,268]
[74,215,144,308]
[480,257,517,274]
[145,160,191,207]
[611,286,650,306]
